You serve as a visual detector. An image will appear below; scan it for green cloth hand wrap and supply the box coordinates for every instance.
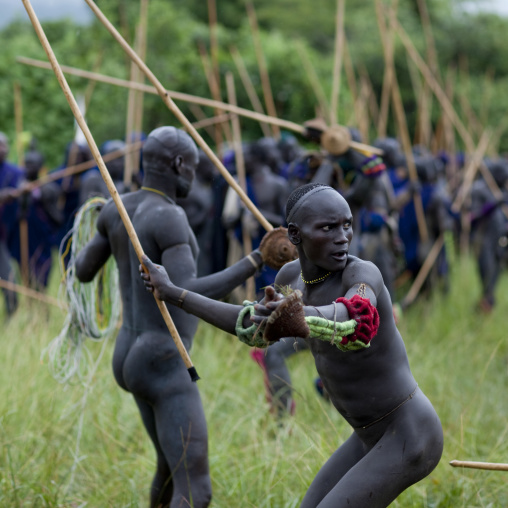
[305,315,369,352]
[235,301,267,348]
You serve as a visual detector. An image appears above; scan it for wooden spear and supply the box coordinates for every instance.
[376,0,429,244]
[450,460,508,472]
[13,80,30,286]
[230,46,272,138]
[295,42,331,125]
[124,0,149,188]
[246,1,280,139]
[82,0,273,233]
[0,278,66,309]
[226,72,256,302]
[21,0,200,382]
[17,56,384,157]
[330,0,346,127]
[2,140,143,202]
[402,234,444,308]
[375,0,398,139]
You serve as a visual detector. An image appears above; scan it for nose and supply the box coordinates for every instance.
[334,227,349,244]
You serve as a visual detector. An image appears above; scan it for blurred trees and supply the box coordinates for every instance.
[1,0,508,168]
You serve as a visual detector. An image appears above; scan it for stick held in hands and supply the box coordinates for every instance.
[21,0,199,382]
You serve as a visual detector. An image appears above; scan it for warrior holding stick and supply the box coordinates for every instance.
[74,125,286,507]
[140,183,444,507]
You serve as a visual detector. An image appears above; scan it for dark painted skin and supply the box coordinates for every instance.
[140,186,443,507]
[75,126,263,508]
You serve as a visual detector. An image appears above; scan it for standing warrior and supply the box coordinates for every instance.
[140,182,443,507]
[74,126,268,508]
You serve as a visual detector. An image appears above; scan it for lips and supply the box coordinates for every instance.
[332,251,348,262]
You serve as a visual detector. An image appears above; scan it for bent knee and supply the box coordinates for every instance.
[402,430,444,476]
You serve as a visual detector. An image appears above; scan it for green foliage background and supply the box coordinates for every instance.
[2,0,508,168]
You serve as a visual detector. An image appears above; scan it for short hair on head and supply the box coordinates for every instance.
[286,183,332,223]
[143,126,197,173]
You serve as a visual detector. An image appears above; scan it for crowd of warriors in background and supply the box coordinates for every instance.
[1,126,508,414]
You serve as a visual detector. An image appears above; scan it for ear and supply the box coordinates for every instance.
[172,155,184,174]
[287,223,301,245]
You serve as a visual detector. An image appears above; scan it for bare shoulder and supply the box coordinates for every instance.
[134,195,191,247]
[342,255,384,296]
[274,258,301,288]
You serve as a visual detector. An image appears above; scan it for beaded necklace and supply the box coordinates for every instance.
[300,271,332,285]
[141,186,176,204]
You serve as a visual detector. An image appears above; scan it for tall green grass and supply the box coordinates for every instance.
[1,255,508,507]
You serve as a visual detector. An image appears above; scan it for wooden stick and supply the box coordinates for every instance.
[330,0,346,126]
[451,129,492,213]
[342,37,359,125]
[402,234,444,307]
[13,82,25,168]
[21,0,200,382]
[226,72,256,302]
[392,17,474,151]
[0,278,66,310]
[246,1,280,139]
[450,460,508,472]
[375,0,398,139]
[16,56,305,136]
[84,0,276,233]
[198,42,232,148]
[5,140,144,201]
[17,55,385,157]
[191,113,233,131]
[230,46,272,138]
[377,2,429,243]
[415,0,439,148]
[296,42,331,125]
[124,0,148,187]
[13,81,30,286]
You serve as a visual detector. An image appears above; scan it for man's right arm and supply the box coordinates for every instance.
[75,218,112,283]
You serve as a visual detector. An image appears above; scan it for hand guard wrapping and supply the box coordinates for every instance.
[335,294,380,347]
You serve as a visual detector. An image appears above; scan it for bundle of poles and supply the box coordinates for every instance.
[18,0,505,377]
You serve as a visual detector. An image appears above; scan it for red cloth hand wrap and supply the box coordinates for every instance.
[335,294,380,346]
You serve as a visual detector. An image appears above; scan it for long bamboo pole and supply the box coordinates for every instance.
[82,0,273,234]
[376,1,429,243]
[330,0,346,126]
[17,56,383,157]
[296,42,331,124]
[226,72,256,302]
[375,0,398,139]
[246,1,280,139]
[21,0,200,382]
[392,18,508,208]
[451,129,492,213]
[13,80,30,286]
[124,0,148,188]
[450,460,508,472]
[3,141,144,202]
[230,46,272,138]
[0,278,66,309]
[402,234,444,307]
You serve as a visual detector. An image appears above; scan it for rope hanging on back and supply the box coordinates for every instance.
[42,197,121,383]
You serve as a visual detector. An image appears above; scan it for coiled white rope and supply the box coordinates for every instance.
[42,197,121,383]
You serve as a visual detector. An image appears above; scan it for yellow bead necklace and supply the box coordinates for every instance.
[300,271,332,285]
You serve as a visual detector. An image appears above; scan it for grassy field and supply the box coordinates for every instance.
[1,255,508,507]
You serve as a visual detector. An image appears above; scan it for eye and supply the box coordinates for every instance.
[322,225,332,232]
[344,221,352,229]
